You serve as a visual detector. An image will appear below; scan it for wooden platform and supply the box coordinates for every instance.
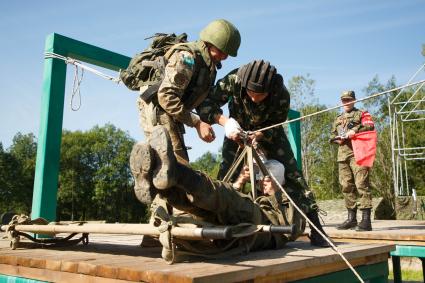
[324,220,425,245]
[0,233,394,283]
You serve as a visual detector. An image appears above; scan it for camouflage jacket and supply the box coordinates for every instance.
[330,107,375,161]
[157,41,217,127]
[198,68,290,139]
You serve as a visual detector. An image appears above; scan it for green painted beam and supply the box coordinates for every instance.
[0,274,46,283]
[291,261,389,283]
[287,109,302,171]
[31,40,67,221]
[31,33,130,221]
[47,33,130,71]
[391,245,425,258]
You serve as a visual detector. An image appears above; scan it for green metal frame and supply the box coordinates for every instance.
[0,274,46,283]
[31,33,130,221]
[390,245,425,283]
[31,33,302,221]
[288,109,302,171]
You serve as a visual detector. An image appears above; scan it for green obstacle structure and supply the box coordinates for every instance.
[32,33,130,221]
[31,33,302,221]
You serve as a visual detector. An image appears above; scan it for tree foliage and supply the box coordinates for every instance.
[0,134,37,214]
[363,76,425,200]
[57,124,146,223]
[288,75,340,199]
[190,151,222,179]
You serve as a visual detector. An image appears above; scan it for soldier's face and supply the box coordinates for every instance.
[247,90,269,103]
[208,45,228,63]
[342,98,355,112]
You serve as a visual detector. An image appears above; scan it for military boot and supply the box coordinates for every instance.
[149,125,213,194]
[307,211,331,247]
[129,141,156,205]
[149,126,177,190]
[336,208,357,230]
[356,208,372,231]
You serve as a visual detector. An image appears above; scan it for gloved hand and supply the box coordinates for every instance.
[224,118,242,140]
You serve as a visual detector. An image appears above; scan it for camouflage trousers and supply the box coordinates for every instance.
[218,129,318,214]
[137,96,189,164]
[338,156,372,209]
[154,169,288,251]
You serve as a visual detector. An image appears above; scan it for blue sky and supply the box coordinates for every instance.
[1,0,424,161]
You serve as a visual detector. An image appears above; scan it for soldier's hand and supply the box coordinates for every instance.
[224,118,242,141]
[346,130,356,139]
[195,121,215,143]
[232,165,250,190]
[248,132,264,146]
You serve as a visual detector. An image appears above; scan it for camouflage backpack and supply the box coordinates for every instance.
[120,33,189,92]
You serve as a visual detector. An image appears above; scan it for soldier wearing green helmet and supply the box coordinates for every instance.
[134,19,240,206]
[200,19,241,57]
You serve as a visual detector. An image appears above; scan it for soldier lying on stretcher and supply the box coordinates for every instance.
[129,126,328,260]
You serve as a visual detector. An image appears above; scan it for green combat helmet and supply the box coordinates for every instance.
[200,19,241,57]
[341,90,356,100]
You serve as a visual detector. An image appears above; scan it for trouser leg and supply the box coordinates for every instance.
[339,160,358,209]
[137,97,189,165]
[350,157,372,209]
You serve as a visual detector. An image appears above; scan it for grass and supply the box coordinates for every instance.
[388,268,423,282]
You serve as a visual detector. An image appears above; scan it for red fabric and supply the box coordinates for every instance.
[351,131,377,167]
[361,111,374,127]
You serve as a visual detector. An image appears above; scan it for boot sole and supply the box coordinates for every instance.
[130,142,155,204]
[150,126,177,190]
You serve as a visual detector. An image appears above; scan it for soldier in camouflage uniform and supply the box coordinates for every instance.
[137,19,240,164]
[197,60,329,247]
[330,90,375,231]
[131,125,307,257]
[134,19,241,205]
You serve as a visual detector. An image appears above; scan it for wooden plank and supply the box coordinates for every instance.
[0,264,132,283]
[0,235,394,283]
[253,253,388,282]
[324,220,425,244]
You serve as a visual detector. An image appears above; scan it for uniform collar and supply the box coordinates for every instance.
[196,40,215,69]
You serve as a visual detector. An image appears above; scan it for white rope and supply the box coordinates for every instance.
[44,52,121,83]
[70,65,84,111]
[251,79,425,134]
[45,52,122,111]
[262,158,365,283]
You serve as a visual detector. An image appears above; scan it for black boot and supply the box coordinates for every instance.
[307,211,331,247]
[356,208,372,231]
[336,208,357,230]
[129,141,156,205]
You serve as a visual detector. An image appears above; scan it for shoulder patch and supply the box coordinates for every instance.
[181,54,195,68]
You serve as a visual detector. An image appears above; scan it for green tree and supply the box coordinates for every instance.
[363,75,425,214]
[287,75,339,199]
[8,133,37,212]
[57,124,146,223]
[0,143,21,212]
[300,105,339,199]
[190,151,222,178]
[0,134,37,214]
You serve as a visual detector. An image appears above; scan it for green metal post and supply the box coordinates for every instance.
[31,33,130,221]
[287,109,302,171]
[31,35,67,221]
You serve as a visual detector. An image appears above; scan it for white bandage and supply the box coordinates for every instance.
[224,118,242,139]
